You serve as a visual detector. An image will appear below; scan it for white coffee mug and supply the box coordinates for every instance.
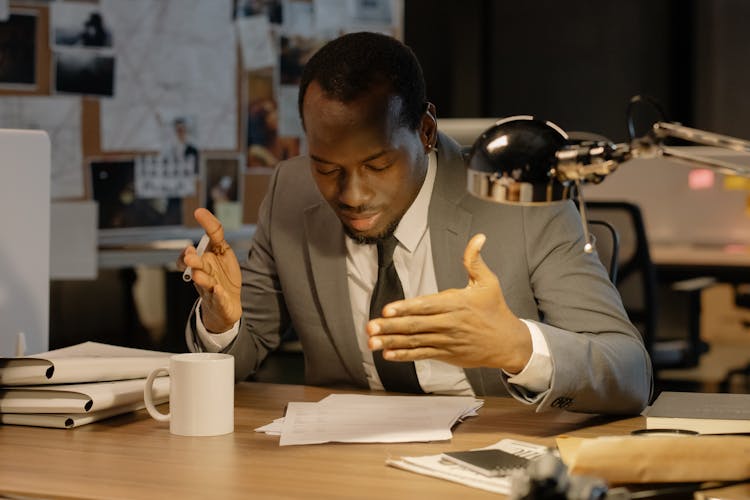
[144,352,234,436]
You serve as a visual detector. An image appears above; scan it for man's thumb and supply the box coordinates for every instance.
[463,233,490,286]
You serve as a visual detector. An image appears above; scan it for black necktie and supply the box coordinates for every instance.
[370,235,424,394]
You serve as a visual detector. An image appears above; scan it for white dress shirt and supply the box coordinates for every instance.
[192,151,553,397]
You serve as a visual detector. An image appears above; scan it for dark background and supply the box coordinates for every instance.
[404,0,750,143]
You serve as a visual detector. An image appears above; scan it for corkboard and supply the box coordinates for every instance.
[0,2,262,227]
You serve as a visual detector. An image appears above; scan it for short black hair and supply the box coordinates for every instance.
[298,32,427,130]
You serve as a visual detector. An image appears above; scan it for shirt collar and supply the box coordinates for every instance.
[394,151,437,253]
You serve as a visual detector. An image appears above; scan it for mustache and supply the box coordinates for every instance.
[336,203,378,215]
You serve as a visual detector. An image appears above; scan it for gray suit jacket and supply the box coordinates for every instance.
[190,132,652,414]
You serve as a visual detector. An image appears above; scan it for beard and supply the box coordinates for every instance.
[343,215,402,245]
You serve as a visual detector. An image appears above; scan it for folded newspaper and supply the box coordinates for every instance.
[0,341,172,386]
[386,438,548,495]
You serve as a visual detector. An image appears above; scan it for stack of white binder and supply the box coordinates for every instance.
[0,342,171,428]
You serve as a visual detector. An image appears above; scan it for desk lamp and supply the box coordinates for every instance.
[465,95,750,253]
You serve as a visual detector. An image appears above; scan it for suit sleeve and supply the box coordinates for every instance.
[185,166,290,382]
[502,201,653,414]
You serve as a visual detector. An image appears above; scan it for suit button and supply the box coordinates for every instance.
[551,396,573,409]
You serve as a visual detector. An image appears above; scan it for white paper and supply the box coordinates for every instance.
[237,15,277,70]
[50,0,114,49]
[50,201,98,280]
[254,417,284,435]
[349,0,394,25]
[0,0,9,22]
[313,0,350,33]
[278,84,303,137]
[0,97,83,198]
[386,439,549,496]
[0,342,172,386]
[281,0,314,37]
[214,201,243,229]
[134,155,197,198]
[274,394,483,446]
[99,0,237,151]
[0,377,169,413]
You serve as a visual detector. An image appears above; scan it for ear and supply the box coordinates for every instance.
[420,102,438,153]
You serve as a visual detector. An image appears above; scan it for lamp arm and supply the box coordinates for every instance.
[554,121,750,182]
[651,122,750,177]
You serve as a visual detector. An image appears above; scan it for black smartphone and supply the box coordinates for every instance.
[441,449,530,477]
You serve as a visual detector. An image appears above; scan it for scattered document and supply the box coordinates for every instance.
[255,394,483,446]
[387,439,548,495]
[0,342,172,386]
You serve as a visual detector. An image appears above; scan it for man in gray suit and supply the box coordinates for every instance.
[179,32,652,414]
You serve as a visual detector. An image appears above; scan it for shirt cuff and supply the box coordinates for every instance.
[194,299,240,352]
[503,319,552,395]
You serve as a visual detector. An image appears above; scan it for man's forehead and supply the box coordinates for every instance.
[303,81,403,123]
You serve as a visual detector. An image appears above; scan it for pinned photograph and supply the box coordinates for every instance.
[245,70,301,167]
[54,50,115,96]
[350,0,394,24]
[91,159,183,229]
[162,115,199,174]
[279,35,317,85]
[0,13,37,88]
[234,0,282,23]
[203,155,243,229]
[51,2,112,48]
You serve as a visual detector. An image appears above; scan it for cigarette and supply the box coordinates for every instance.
[182,234,210,282]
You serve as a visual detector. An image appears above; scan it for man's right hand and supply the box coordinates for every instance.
[177,208,242,333]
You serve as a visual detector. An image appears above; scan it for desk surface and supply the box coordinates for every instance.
[651,243,750,268]
[0,383,745,500]
[651,243,750,284]
[0,383,631,499]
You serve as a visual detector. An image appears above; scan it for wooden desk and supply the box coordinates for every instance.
[652,243,750,283]
[0,383,631,499]
[0,383,746,499]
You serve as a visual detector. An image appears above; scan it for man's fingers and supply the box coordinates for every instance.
[382,346,449,361]
[375,289,463,318]
[368,312,458,336]
[463,233,492,286]
[194,207,226,249]
[182,249,202,270]
[369,332,454,351]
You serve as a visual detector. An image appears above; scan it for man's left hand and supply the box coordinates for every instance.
[366,233,533,373]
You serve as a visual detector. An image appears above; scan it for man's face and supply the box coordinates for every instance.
[302,81,431,244]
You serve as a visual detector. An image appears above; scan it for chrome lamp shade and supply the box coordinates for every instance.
[466,116,572,204]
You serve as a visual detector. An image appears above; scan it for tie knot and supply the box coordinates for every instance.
[376,235,399,268]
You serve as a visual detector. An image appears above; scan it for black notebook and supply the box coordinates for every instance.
[441,448,530,477]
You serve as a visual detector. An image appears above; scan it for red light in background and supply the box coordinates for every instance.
[688,169,715,190]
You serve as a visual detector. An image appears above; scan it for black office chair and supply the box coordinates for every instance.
[585,201,713,371]
[588,220,619,284]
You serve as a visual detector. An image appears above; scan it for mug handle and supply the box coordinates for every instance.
[144,367,170,422]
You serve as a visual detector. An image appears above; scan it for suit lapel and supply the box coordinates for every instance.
[429,134,491,392]
[304,202,366,384]
[430,133,473,291]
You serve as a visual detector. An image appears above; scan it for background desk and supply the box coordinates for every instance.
[652,243,750,283]
[0,383,639,500]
